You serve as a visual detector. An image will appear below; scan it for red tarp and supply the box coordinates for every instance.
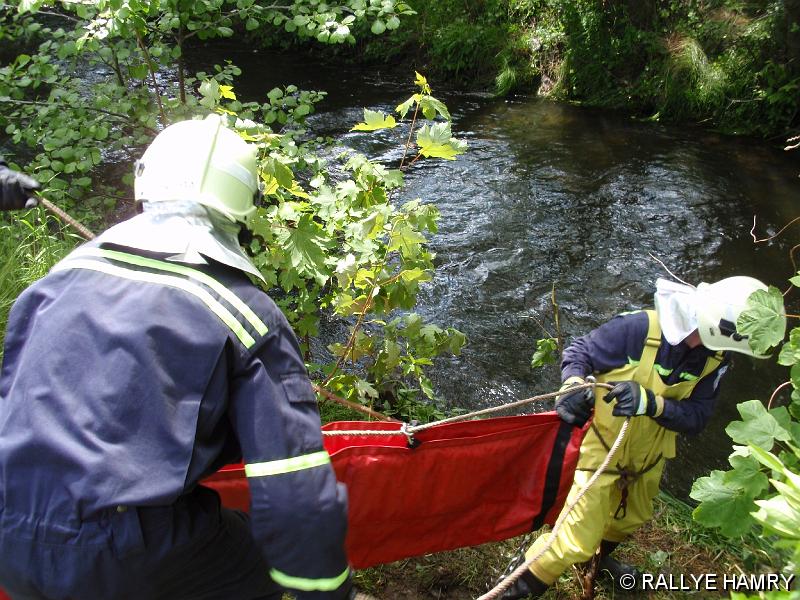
[0,413,584,598]
[205,413,586,569]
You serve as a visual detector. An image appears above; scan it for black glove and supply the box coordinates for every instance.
[603,381,661,417]
[555,377,594,427]
[0,164,40,210]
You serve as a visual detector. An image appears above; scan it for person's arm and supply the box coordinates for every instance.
[655,362,729,435]
[0,157,40,210]
[555,312,648,426]
[561,311,648,381]
[228,305,350,599]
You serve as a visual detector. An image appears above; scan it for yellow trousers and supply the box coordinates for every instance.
[526,310,722,585]
[527,399,668,585]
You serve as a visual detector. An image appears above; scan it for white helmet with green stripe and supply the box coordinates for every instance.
[134,114,259,224]
[695,276,782,358]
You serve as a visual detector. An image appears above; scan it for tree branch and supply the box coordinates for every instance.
[647,252,693,287]
[134,28,167,126]
[751,214,800,244]
[768,380,793,410]
[0,98,156,133]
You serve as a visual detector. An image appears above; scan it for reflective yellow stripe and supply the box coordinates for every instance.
[269,566,349,592]
[244,450,331,478]
[679,371,699,381]
[653,364,673,377]
[52,259,256,348]
[76,247,268,336]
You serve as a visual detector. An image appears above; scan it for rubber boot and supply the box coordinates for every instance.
[499,569,549,600]
[598,540,642,589]
[495,549,550,600]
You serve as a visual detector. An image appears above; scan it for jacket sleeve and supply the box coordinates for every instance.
[561,312,649,381]
[655,362,729,435]
[227,308,350,599]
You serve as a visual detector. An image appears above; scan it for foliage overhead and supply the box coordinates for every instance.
[0,0,465,422]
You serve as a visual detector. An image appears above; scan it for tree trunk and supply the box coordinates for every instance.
[786,0,800,74]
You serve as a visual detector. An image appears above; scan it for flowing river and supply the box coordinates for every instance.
[195,47,800,497]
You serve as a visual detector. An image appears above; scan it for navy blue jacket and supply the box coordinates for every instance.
[0,240,349,597]
[561,311,730,435]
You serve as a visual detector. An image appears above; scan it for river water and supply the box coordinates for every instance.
[199,48,800,497]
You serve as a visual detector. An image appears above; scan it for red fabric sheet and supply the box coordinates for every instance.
[206,413,586,569]
[0,413,584,598]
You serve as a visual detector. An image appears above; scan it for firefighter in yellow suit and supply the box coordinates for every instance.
[501,276,784,599]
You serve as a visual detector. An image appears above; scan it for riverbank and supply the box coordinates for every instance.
[312,0,800,139]
[352,492,777,599]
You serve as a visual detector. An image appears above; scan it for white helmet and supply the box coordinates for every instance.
[134,114,259,224]
[695,276,784,358]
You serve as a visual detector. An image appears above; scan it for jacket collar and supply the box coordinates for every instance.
[96,201,265,282]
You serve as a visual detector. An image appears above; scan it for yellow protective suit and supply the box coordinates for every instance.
[527,310,723,585]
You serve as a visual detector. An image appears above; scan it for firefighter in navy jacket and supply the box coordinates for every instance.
[501,276,784,599]
[0,116,352,599]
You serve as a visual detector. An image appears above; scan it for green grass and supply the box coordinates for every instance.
[0,209,77,347]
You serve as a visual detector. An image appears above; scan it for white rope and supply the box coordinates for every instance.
[321,382,607,437]
[322,429,406,437]
[476,418,630,600]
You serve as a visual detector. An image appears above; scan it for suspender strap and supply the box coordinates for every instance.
[635,310,662,383]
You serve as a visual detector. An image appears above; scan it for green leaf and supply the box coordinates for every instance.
[129,64,149,80]
[779,328,800,366]
[419,95,451,121]
[388,222,426,258]
[752,496,800,539]
[416,122,467,160]
[370,19,386,34]
[414,71,431,94]
[399,268,432,283]
[531,337,559,369]
[690,470,758,537]
[246,17,259,31]
[355,378,379,399]
[351,108,397,131]
[335,253,358,288]
[727,451,770,496]
[395,94,418,119]
[726,400,792,449]
[264,157,294,189]
[747,444,785,473]
[18,0,44,13]
[737,286,786,356]
[275,215,332,285]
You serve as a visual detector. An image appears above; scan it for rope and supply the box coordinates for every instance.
[39,198,96,240]
[476,418,630,600]
[321,381,612,437]
[313,383,397,422]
